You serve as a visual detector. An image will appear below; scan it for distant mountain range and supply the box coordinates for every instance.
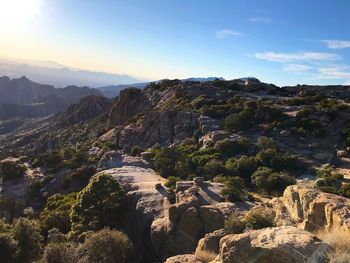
[0,55,142,88]
[0,76,102,119]
[97,77,225,98]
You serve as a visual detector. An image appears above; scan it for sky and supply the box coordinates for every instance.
[0,0,350,86]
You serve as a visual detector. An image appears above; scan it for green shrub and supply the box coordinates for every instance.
[244,208,275,230]
[221,177,246,202]
[202,160,226,180]
[226,156,258,181]
[257,136,276,150]
[69,174,125,237]
[251,167,296,196]
[130,146,144,156]
[164,176,180,189]
[33,151,62,169]
[43,241,78,263]
[338,184,350,198]
[0,233,17,263]
[71,165,96,184]
[316,165,343,179]
[213,174,228,183]
[13,218,43,262]
[79,228,132,263]
[224,111,253,131]
[318,186,338,194]
[257,149,302,174]
[40,193,77,236]
[0,197,25,222]
[1,160,27,181]
[224,215,245,234]
[214,138,251,158]
[153,147,191,179]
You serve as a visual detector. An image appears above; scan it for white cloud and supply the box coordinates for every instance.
[283,64,312,72]
[254,52,340,62]
[216,29,243,39]
[247,17,272,24]
[323,40,350,49]
[318,66,350,79]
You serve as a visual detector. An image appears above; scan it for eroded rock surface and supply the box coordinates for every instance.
[164,254,203,263]
[217,226,329,263]
[275,185,350,233]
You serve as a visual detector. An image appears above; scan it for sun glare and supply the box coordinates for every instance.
[0,0,43,29]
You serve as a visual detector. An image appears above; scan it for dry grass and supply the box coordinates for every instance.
[318,227,350,263]
[195,249,218,263]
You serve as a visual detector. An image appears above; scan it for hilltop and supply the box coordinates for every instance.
[1,78,350,262]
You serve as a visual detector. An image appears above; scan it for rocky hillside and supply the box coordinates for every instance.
[2,78,350,262]
[0,76,102,119]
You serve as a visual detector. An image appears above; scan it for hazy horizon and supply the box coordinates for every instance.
[1,0,350,86]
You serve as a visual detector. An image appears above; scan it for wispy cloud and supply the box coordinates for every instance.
[283,64,312,72]
[247,17,272,24]
[323,40,350,49]
[215,29,243,39]
[254,52,340,62]
[318,66,350,79]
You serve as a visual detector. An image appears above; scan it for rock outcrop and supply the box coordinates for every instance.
[107,88,151,129]
[96,167,167,262]
[164,254,203,263]
[110,110,199,148]
[275,185,350,233]
[151,184,226,260]
[97,151,151,171]
[217,226,329,263]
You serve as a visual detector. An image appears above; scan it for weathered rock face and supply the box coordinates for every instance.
[164,254,203,263]
[195,229,226,256]
[107,88,152,129]
[218,226,329,263]
[96,167,167,262]
[0,157,26,180]
[277,185,350,233]
[113,110,199,149]
[151,188,225,260]
[97,151,150,171]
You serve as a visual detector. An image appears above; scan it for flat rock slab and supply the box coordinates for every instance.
[97,166,165,191]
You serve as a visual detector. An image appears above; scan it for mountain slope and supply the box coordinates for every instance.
[0,56,142,88]
[0,76,103,119]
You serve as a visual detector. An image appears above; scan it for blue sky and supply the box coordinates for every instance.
[0,0,350,85]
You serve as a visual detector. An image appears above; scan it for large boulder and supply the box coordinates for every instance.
[195,229,226,256]
[151,189,225,260]
[96,167,167,262]
[218,226,329,263]
[97,151,150,171]
[97,151,122,171]
[0,157,27,181]
[164,254,203,263]
[279,185,350,233]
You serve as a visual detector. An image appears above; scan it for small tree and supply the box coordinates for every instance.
[221,177,246,202]
[257,136,276,150]
[0,233,17,263]
[70,174,126,237]
[40,193,77,236]
[153,147,191,179]
[164,176,180,189]
[43,241,77,263]
[252,167,296,195]
[225,215,245,234]
[226,156,258,182]
[244,208,275,230]
[13,218,43,262]
[79,228,132,263]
